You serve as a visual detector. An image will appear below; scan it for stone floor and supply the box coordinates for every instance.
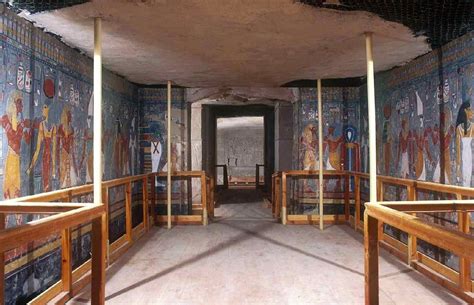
[70,190,463,304]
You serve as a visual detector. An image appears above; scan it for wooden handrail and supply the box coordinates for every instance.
[365,201,474,304]
[0,202,88,214]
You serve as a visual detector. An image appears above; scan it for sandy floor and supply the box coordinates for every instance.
[70,190,463,304]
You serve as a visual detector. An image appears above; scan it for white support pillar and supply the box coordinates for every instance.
[167,81,172,229]
[365,32,377,203]
[93,17,102,205]
[317,79,324,230]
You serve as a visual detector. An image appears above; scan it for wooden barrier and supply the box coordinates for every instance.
[1,170,213,304]
[365,201,474,304]
[270,169,473,300]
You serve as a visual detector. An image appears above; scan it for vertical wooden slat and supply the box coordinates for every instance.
[256,164,259,189]
[354,175,361,230]
[150,174,157,225]
[271,175,275,214]
[91,215,106,305]
[344,174,350,221]
[377,180,384,240]
[364,212,379,305]
[407,185,417,266]
[282,173,287,225]
[142,177,149,231]
[457,193,471,291]
[209,177,215,218]
[125,182,132,241]
[0,213,5,305]
[201,173,208,226]
[101,186,110,265]
[61,228,72,295]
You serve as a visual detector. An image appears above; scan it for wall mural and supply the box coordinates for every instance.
[139,87,189,214]
[292,87,360,215]
[358,32,474,273]
[0,9,139,305]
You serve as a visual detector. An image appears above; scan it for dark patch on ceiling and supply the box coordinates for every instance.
[282,77,364,87]
[299,0,474,48]
[6,0,88,14]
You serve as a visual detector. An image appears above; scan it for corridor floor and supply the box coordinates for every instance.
[71,191,463,304]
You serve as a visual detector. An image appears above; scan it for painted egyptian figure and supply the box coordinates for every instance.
[397,119,411,178]
[413,91,432,181]
[1,91,32,199]
[324,126,343,171]
[27,101,57,192]
[455,101,473,187]
[301,124,317,170]
[381,104,392,174]
[57,106,78,188]
[431,109,454,184]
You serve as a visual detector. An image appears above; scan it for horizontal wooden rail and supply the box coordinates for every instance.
[0,202,88,214]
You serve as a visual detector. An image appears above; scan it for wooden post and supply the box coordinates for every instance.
[344,174,350,221]
[91,214,106,305]
[364,212,379,305]
[93,17,102,206]
[201,173,208,226]
[282,172,287,225]
[167,81,172,229]
[407,185,417,266]
[0,213,4,305]
[125,182,132,241]
[101,186,109,265]
[150,174,157,225]
[377,181,384,240]
[209,177,215,218]
[256,164,259,189]
[317,79,324,230]
[458,202,471,291]
[142,177,149,230]
[365,32,377,204]
[61,228,72,295]
[355,175,361,230]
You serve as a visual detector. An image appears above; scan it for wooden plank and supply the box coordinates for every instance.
[125,182,132,242]
[156,215,203,225]
[416,252,459,284]
[380,200,474,212]
[344,174,350,221]
[354,176,361,230]
[150,175,157,225]
[109,234,128,254]
[0,213,4,305]
[72,259,91,283]
[61,228,72,296]
[0,205,105,253]
[407,186,417,266]
[364,212,379,305]
[91,214,106,305]
[201,173,208,226]
[286,214,343,225]
[0,202,86,214]
[142,177,149,231]
[458,210,471,291]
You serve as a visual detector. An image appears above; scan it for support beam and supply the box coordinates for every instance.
[93,17,102,205]
[92,17,105,305]
[167,81,172,229]
[317,79,324,230]
[365,32,377,204]
[364,212,379,305]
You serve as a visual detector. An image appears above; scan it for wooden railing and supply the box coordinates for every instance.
[272,170,473,301]
[365,201,474,304]
[1,170,214,304]
[0,203,106,305]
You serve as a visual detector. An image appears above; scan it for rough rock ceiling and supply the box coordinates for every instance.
[24,0,430,87]
[300,0,474,48]
[8,0,88,14]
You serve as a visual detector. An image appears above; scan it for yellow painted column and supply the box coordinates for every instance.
[365,32,377,203]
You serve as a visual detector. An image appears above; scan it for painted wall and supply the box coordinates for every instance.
[291,87,360,215]
[0,8,140,304]
[138,87,190,213]
[359,32,474,273]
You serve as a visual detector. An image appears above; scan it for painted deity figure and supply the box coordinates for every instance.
[129,117,137,175]
[455,101,474,187]
[151,136,163,173]
[27,101,57,192]
[0,91,32,199]
[397,119,412,179]
[413,91,433,181]
[381,104,392,174]
[57,106,78,188]
[324,126,344,171]
[301,124,317,170]
[431,109,455,184]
